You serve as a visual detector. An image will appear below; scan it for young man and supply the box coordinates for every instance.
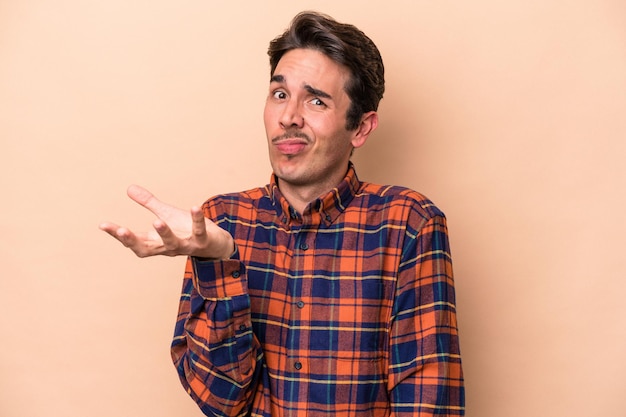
[101,11,464,416]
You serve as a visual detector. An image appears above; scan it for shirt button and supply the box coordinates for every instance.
[294,361,302,370]
[299,242,309,251]
[231,271,240,278]
[296,301,305,309]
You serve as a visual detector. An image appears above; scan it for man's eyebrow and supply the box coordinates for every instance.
[304,84,331,99]
[269,75,332,99]
[270,74,285,83]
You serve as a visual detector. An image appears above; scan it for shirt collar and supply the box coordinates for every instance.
[268,162,361,227]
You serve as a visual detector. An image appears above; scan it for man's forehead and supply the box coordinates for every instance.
[272,49,348,78]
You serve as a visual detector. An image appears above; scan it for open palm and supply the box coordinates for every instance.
[99,185,234,259]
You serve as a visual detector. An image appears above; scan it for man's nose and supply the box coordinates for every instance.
[279,99,304,129]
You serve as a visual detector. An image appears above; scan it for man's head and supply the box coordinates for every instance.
[268,11,385,131]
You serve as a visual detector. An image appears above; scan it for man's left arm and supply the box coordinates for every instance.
[387,212,465,416]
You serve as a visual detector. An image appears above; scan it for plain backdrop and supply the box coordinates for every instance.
[1,1,625,416]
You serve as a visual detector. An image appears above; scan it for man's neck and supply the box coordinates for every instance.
[278,175,345,214]
[278,184,325,214]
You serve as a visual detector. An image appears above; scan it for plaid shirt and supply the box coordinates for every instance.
[171,164,464,416]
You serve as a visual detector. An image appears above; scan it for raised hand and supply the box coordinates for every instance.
[99,185,234,259]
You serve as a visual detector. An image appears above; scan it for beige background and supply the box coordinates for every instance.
[1,1,625,416]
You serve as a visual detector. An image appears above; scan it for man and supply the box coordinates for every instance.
[100,11,464,416]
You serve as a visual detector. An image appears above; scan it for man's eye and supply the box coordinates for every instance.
[310,98,325,106]
[273,91,287,99]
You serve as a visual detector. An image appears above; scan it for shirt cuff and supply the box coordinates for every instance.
[191,257,246,300]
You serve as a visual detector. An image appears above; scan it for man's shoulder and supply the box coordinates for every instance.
[358,182,445,219]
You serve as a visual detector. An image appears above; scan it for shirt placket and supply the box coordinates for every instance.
[285,211,314,412]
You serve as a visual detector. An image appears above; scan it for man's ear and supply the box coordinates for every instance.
[351,111,378,149]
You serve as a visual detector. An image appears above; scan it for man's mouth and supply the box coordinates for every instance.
[275,139,307,155]
[273,132,311,155]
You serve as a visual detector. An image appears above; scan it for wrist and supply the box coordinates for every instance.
[196,231,235,260]
[219,234,236,259]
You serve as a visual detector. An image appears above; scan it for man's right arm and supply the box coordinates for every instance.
[100,186,265,413]
[171,256,265,416]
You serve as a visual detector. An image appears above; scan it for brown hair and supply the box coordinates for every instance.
[268,11,385,130]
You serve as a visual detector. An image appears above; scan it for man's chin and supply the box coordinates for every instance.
[273,168,309,187]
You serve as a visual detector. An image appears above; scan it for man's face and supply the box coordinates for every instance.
[264,48,360,196]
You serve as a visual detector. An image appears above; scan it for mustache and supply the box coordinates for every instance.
[272,131,312,143]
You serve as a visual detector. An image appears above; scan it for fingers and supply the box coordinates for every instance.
[99,222,139,249]
[190,206,208,239]
[99,222,129,242]
[100,221,165,257]
[127,184,169,216]
[151,207,207,255]
[100,189,224,258]
[126,184,154,205]
[152,218,182,253]
[98,221,117,235]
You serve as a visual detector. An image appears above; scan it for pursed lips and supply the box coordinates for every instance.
[273,132,311,155]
